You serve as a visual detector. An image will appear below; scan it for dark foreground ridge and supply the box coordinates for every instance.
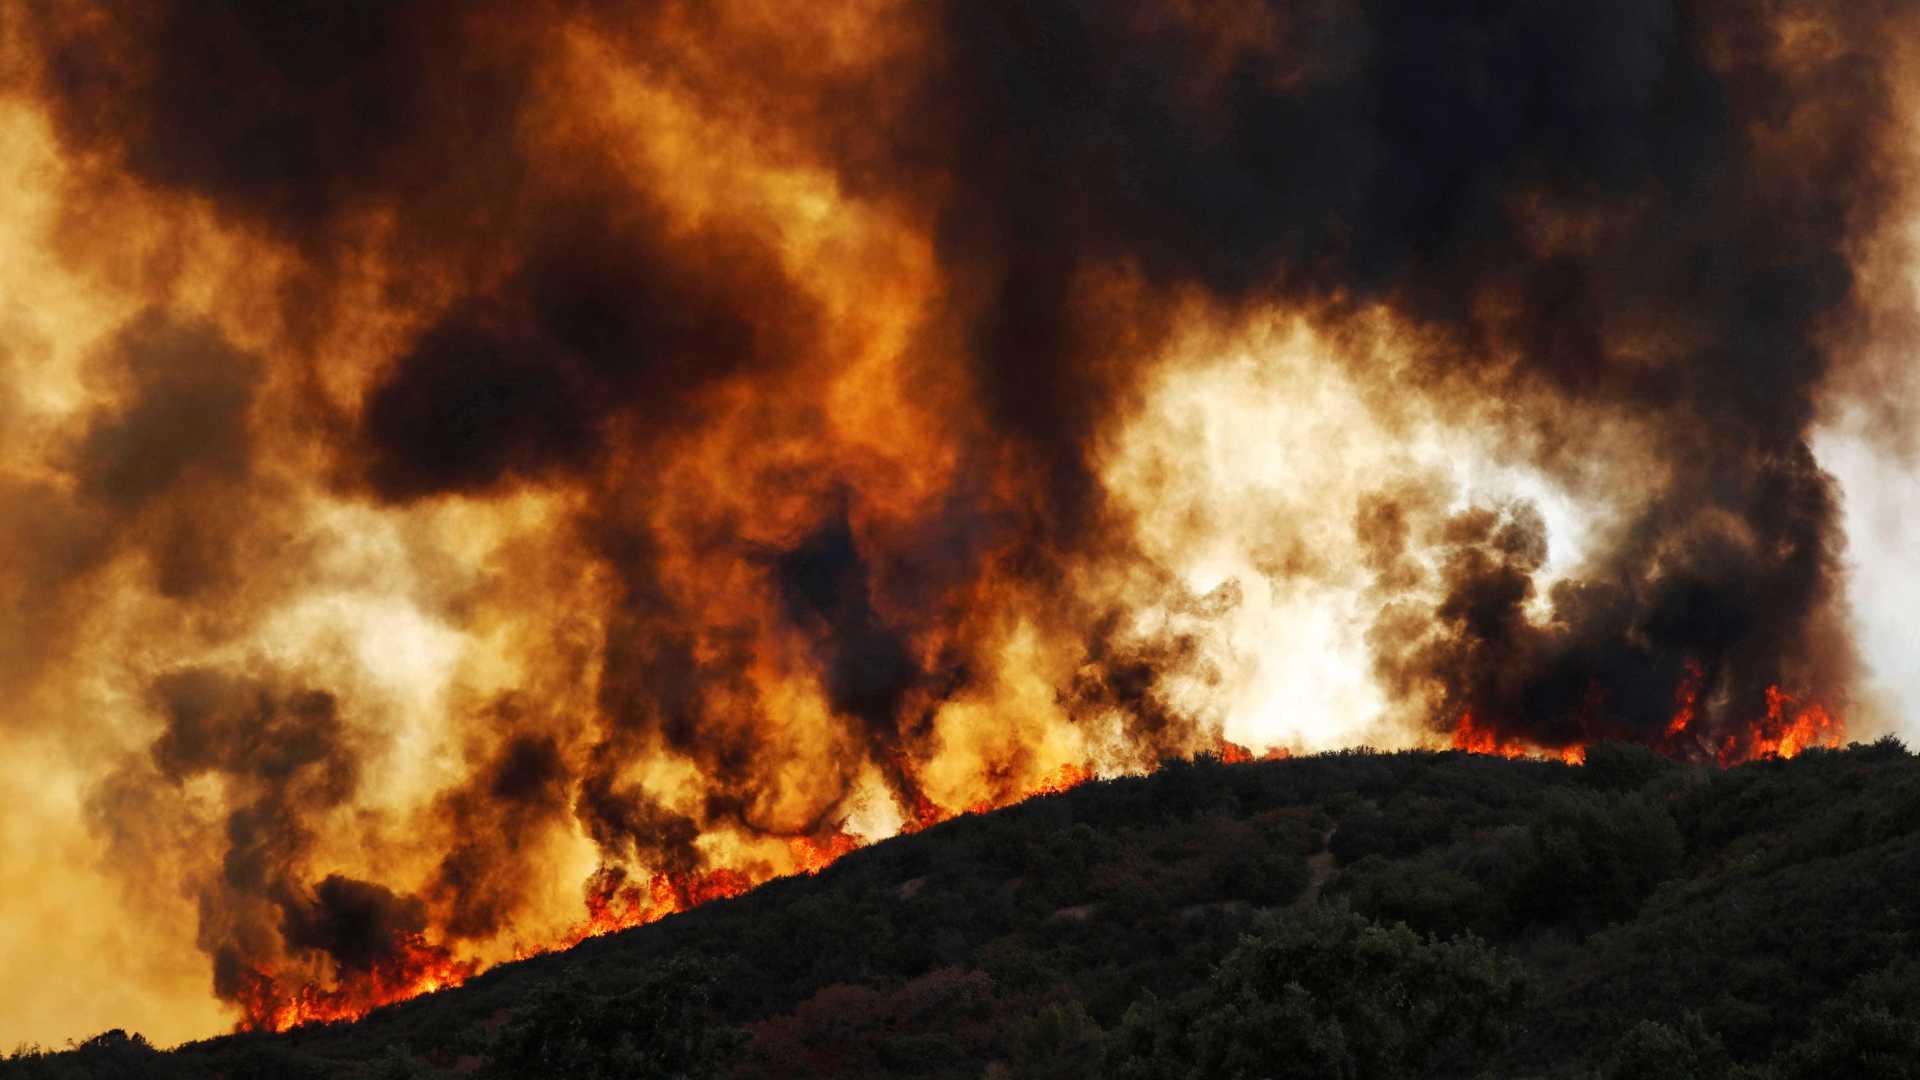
[12,741,1920,1079]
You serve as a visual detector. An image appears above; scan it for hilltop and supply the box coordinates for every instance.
[9,740,1920,1079]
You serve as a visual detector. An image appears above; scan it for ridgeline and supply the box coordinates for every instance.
[11,740,1920,1079]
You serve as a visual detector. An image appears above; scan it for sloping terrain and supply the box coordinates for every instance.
[10,742,1920,1079]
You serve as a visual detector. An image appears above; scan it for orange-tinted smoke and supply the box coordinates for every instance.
[0,0,1915,1046]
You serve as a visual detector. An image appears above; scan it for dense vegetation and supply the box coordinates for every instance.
[11,740,1920,1079]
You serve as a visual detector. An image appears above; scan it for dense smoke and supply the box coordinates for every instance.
[1,0,1915,1043]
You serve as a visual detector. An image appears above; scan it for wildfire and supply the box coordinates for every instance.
[1450,712,1586,765]
[1668,660,1705,738]
[498,753,1112,986]
[1215,739,1254,764]
[1717,685,1844,765]
[903,791,950,834]
[207,685,1860,1036]
[543,866,756,955]
[788,831,862,875]
[962,760,1097,816]
[1449,674,1846,771]
[1212,739,1294,764]
[233,687,1844,1034]
[2,0,1905,1055]
[236,936,477,1034]
[1029,761,1097,796]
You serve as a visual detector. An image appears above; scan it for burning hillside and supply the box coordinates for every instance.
[0,0,1915,1045]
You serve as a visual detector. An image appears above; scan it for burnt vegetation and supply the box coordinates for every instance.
[12,741,1920,1079]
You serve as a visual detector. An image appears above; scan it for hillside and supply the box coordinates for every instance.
[10,741,1920,1079]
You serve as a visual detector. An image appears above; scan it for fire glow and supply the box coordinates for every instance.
[246,751,1135,1031]
[235,939,477,1035]
[1720,687,1845,766]
[1447,669,1848,774]
[0,0,1912,1049]
[238,738,1318,1031]
[238,692,1850,1034]
[1450,713,1588,766]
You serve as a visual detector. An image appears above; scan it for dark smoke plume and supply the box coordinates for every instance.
[874,1,1897,751]
[428,729,572,940]
[9,0,1915,1030]
[88,668,432,1006]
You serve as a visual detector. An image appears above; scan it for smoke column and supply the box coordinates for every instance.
[1,0,1917,1045]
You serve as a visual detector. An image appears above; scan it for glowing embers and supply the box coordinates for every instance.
[235,936,477,1034]
[1449,711,1586,765]
[1718,685,1843,765]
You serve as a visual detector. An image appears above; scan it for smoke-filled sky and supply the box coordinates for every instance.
[2,0,1919,1049]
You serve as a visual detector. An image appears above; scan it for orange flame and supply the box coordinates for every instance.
[903,791,949,834]
[787,831,862,875]
[1451,674,1845,771]
[1215,738,1255,764]
[236,936,478,1033]
[1450,711,1585,765]
[236,738,1290,1028]
[1717,685,1843,765]
[499,872,728,966]
[1667,659,1704,738]
[531,866,757,960]
[243,686,1844,1034]
[962,760,1098,816]
[1030,760,1096,796]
